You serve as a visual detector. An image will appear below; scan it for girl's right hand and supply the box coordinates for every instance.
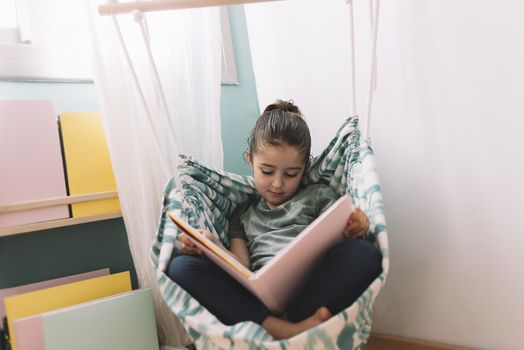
[179,233,202,255]
[179,230,220,255]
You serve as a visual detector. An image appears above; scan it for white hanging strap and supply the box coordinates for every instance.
[110,14,173,179]
[370,0,378,91]
[369,0,374,32]
[365,0,380,139]
[133,10,181,165]
[346,0,357,117]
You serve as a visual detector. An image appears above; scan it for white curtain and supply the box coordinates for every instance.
[87,2,223,347]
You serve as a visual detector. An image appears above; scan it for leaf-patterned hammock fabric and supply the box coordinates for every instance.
[151,116,389,349]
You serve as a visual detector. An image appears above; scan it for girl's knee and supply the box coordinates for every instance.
[167,255,205,286]
[336,239,382,275]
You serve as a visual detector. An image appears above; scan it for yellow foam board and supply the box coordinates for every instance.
[59,112,120,217]
[5,271,131,350]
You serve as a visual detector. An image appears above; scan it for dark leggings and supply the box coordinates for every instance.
[167,238,382,325]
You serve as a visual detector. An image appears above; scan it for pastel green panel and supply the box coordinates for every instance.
[42,289,159,350]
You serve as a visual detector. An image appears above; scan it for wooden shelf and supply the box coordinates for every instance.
[0,191,122,237]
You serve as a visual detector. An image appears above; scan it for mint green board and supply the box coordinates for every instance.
[41,289,159,350]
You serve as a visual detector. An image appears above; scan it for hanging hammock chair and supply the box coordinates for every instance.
[151,115,389,349]
[93,0,387,347]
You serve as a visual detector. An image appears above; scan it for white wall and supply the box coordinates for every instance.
[245,1,524,349]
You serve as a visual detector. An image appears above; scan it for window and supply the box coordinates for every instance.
[0,1,238,84]
[0,0,21,43]
[0,0,18,28]
[0,0,92,81]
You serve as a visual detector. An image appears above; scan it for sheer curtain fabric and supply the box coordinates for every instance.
[88,2,223,347]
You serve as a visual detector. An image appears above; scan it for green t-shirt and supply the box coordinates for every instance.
[229,183,337,271]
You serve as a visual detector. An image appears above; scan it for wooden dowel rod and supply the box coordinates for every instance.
[0,211,123,237]
[0,191,119,214]
[98,0,281,16]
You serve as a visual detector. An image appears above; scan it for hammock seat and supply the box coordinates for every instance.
[151,115,389,349]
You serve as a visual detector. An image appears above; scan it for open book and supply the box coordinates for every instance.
[168,194,353,314]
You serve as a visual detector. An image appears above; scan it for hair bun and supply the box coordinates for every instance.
[263,99,301,115]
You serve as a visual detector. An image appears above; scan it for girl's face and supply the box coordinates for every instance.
[249,143,306,209]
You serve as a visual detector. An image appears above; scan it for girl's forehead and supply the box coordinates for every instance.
[253,143,305,167]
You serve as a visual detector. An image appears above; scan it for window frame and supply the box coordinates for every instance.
[0,2,239,85]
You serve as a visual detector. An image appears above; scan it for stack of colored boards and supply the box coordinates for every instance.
[0,269,110,326]
[0,269,110,350]
[1,101,121,230]
[2,271,158,350]
[0,100,69,228]
[59,112,120,217]
[13,289,158,350]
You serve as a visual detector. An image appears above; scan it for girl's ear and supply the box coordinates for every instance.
[243,150,253,167]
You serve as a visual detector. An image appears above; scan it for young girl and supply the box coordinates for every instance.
[168,100,382,340]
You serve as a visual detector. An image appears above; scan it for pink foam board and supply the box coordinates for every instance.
[13,315,45,350]
[0,100,69,228]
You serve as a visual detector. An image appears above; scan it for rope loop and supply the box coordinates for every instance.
[131,9,144,22]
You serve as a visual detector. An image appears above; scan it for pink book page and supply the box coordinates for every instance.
[0,100,69,228]
[252,194,353,313]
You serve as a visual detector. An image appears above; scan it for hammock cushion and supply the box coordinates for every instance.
[151,115,389,349]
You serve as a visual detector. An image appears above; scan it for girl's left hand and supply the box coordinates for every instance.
[343,208,370,239]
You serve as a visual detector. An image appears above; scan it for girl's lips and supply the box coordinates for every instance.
[269,191,284,196]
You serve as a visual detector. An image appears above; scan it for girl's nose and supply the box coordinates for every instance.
[272,175,283,188]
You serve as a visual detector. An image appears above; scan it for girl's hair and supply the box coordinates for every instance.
[247,100,311,167]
